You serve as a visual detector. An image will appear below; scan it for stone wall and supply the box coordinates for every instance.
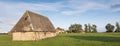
[12,32,56,41]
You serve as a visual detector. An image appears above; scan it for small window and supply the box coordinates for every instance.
[25,16,28,20]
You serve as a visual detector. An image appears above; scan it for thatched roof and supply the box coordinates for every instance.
[10,11,55,32]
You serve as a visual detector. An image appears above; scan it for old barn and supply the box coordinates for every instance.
[9,11,56,41]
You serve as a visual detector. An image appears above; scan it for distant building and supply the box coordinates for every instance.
[56,27,66,34]
[9,11,56,41]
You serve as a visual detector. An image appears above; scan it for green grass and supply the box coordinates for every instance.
[0,33,120,46]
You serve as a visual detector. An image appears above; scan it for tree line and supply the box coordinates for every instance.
[106,22,120,32]
[68,22,120,33]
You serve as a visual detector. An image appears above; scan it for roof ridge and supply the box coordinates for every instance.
[26,10,48,18]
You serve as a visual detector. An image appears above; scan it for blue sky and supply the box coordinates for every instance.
[0,0,120,33]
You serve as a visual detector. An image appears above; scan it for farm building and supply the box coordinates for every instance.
[9,11,56,41]
[56,27,66,34]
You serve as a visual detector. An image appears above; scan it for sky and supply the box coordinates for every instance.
[0,0,120,33]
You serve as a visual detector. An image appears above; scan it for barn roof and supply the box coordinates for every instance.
[10,11,55,32]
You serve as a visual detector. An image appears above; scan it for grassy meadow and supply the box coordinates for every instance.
[0,33,120,46]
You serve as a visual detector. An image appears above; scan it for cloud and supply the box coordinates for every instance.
[0,1,66,24]
[110,3,120,12]
[0,19,16,26]
[0,28,8,33]
[61,0,108,15]
[111,4,120,8]
[61,11,83,15]
[60,0,120,15]
[0,19,4,24]
[0,2,64,13]
[0,21,3,23]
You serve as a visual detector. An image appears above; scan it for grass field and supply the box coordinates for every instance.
[0,33,120,46]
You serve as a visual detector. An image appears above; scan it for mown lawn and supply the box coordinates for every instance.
[0,33,120,46]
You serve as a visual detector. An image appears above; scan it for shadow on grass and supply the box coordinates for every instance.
[68,36,120,42]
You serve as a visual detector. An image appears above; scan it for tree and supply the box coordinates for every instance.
[69,24,83,33]
[106,23,114,32]
[84,24,89,33]
[115,22,120,32]
[91,24,97,32]
[88,24,92,32]
[84,24,94,33]
[56,27,64,30]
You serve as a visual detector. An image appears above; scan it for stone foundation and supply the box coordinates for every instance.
[12,32,56,41]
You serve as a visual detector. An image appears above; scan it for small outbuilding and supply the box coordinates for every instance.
[9,11,56,41]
